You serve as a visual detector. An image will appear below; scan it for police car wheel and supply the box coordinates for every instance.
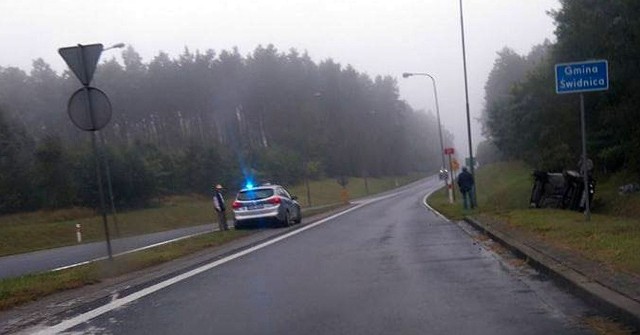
[282,212,291,227]
[234,221,244,230]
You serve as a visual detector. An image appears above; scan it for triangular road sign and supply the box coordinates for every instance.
[58,44,103,86]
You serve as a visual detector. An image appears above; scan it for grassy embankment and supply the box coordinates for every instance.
[0,174,423,310]
[0,174,421,257]
[428,162,640,276]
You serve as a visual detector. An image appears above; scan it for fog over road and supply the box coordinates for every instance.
[41,178,595,334]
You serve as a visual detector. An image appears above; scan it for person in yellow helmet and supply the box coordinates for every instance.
[213,184,229,231]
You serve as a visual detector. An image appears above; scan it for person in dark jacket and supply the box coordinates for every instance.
[457,167,475,210]
[213,184,228,231]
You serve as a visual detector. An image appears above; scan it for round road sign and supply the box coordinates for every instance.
[67,87,112,131]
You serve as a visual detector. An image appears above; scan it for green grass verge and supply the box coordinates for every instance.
[0,195,216,257]
[427,161,532,220]
[427,161,640,275]
[0,174,424,257]
[300,203,348,218]
[497,209,640,274]
[0,230,251,311]
[591,171,640,218]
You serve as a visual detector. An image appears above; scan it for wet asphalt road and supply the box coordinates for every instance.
[0,225,215,279]
[59,177,595,335]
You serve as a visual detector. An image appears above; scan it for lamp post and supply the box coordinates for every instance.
[99,43,125,237]
[402,72,453,203]
[458,0,477,207]
[103,43,126,51]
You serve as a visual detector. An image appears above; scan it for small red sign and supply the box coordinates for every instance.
[444,148,455,155]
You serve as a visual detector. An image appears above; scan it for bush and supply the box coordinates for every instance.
[0,110,36,214]
[254,146,304,185]
[33,136,75,209]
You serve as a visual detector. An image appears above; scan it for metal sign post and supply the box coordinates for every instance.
[555,59,609,221]
[59,44,114,259]
[579,93,590,220]
[447,153,456,202]
[444,148,455,203]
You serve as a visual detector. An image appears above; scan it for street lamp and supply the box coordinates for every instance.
[103,43,126,51]
[458,0,477,207]
[402,72,453,203]
[98,42,125,237]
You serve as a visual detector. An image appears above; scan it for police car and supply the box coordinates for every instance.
[232,183,302,229]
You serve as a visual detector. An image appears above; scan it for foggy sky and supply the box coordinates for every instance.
[0,0,559,160]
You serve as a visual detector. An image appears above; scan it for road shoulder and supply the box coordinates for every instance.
[423,194,640,330]
[463,215,640,329]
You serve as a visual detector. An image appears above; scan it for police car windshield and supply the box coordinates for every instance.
[237,188,274,201]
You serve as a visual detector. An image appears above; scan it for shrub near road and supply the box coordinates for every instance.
[428,162,640,276]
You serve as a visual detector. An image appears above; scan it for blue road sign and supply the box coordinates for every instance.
[555,60,608,94]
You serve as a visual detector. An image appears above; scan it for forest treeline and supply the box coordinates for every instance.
[479,0,640,176]
[0,44,449,214]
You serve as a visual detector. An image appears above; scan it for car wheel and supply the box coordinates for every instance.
[294,209,301,224]
[282,211,291,227]
[234,220,244,230]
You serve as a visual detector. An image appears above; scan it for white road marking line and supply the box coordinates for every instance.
[31,200,375,335]
[49,260,95,272]
[357,190,404,204]
[48,230,213,273]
